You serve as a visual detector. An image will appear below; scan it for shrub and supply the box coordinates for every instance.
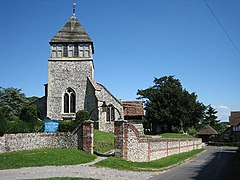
[19,105,38,132]
[58,120,76,132]
[5,120,31,134]
[75,110,89,124]
[0,108,6,136]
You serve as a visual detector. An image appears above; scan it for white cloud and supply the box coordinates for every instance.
[213,105,231,122]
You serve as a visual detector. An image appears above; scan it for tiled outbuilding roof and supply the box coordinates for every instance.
[122,101,144,117]
[50,15,92,44]
[229,111,240,126]
[197,125,218,135]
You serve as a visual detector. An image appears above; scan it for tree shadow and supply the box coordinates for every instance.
[192,147,240,180]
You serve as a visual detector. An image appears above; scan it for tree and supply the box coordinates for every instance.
[137,76,205,133]
[201,105,227,133]
[0,87,28,121]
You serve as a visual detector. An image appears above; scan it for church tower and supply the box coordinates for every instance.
[47,5,96,120]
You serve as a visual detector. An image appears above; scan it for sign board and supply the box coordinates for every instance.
[44,120,59,133]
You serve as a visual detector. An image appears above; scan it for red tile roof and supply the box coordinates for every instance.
[229,111,240,126]
[122,101,144,117]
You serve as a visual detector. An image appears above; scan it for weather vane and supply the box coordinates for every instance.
[73,2,76,16]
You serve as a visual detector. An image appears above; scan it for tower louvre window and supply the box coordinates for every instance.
[74,45,78,57]
[63,45,68,57]
[63,88,76,113]
[79,44,91,58]
[68,45,74,57]
[57,45,63,57]
[51,45,57,58]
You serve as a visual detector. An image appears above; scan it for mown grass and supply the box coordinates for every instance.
[35,178,97,180]
[94,130,114,153]
[94,149,204,171]
[0,148,96,170]
[159,133,194,138]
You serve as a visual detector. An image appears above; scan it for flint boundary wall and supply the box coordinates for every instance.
[115,120,202,162]
[0,120,94,154]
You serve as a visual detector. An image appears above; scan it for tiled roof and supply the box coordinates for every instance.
[197,125,218,135]
[50,16,92,44]
[229,111,240,126]
[122,101,144,117]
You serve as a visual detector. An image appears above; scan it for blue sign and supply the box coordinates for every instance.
[44,120,59,133]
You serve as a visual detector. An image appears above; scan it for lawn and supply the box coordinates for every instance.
[159,133,194,138]
[94,130,114,154]
[0,148,96,170]
[94,149,204,171]
[36,178,97,180]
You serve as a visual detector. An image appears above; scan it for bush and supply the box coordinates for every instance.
[19,105,38,132]
[5,120,31,134]
[58,120,76,132]
[0,108,6,136]
[58,110,90,132]
[76,110,89,124]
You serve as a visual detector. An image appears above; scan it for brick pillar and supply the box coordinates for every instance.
[82,120,94,154]
[114,120,128,160]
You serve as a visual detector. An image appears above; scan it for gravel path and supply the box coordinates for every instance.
[0,156,160,180]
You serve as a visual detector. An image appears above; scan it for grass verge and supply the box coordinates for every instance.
[94,149,204,171]
[159,133,194,138]
[35,178,97,180]
[94,130,114,153]
[0,148,96,170]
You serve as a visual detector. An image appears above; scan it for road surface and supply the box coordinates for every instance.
[149,146,240,180]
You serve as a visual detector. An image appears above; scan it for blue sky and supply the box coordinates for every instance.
[0,0,239,122]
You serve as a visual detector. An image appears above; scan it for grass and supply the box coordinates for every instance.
[159,133,194,138]
[35,178,97,180]
[94,130,114,153]
[94,149,204,171]
[0,148,96,170]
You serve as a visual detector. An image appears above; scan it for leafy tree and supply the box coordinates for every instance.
[26,96,39,103]
[0,87,28,121]
[201,105,227,133]
[137,76,205,133]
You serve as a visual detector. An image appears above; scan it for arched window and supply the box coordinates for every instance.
[63,88,76,113]
[106,104,115,122]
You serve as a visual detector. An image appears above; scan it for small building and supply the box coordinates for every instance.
[196,125,218,142]
[122,101,144,123]
[217,111,240,142]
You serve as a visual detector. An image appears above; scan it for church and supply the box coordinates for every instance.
[35,5,144,132]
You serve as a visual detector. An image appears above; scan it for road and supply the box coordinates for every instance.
[149,146,240,180]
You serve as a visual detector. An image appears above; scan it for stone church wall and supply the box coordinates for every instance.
[114,120,202,162]
[47,60,94,120]
[96,83,123,132]
[0,120,94,154]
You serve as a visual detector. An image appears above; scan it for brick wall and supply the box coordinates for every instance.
[0,120,94,154]
[114,120,202,162]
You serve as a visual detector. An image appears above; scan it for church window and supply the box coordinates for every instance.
[51,46,57,58]
[74,45,78,57]
[57,45,63,57]
[106,105,115,122]
[68,45,74,57]
[63,45,68,57]
[79,44,91,58]
[63,88,76,113]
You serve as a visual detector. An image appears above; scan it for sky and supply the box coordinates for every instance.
[0,0,239,122]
